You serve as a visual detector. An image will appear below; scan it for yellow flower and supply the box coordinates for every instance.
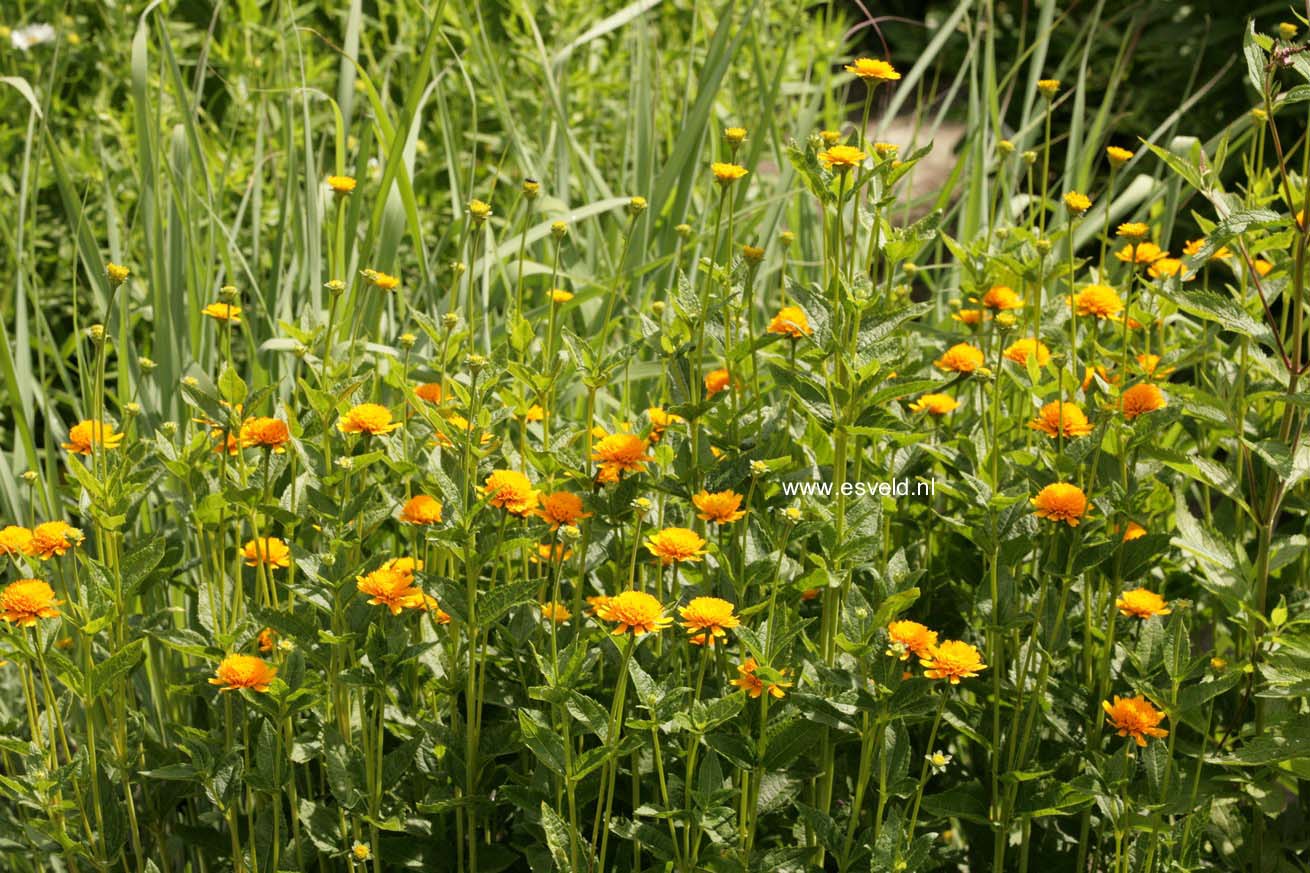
[338,403,402,435]
[1115,587,1171,620]
[351,842,373,862]
[201,302,242,323]
[326,175,357,194]
[530,543,574,565]
[845,58,901,81]
[908,393,959,416]
[363,269,400,291]
[1116,222,1150,240]
[1102,695,1168,746]
[1148,257,1190,280]
[1063,191,1092,213]
[1072,285,1124,319]
[693,490,747,524]
[952,308,985,326]
[27,521,85,559]
[1028,401,1094,438]
[483,470,541,517]
[934,343,985,373]
[1003,338,1051,367]
[1115,241,1166,265]
[704,367,733,397]
[818,144,868,171]
[731,658,792,698]
[468,199,493,222]
[711,162,749,185]
[920,640,987,684]
[592,433,651,480]
[0,526,34,557]
[238,417,291,451]
[767,305,813,337]
[209,654,277,693]
[1121,383,1167,420]
[887,620,938,661]
[1036,78,1060,97]
[1253,258,1274,277]
[541,601,572,624]
[524,404,545,422]
[0,579,62,626]
[981,285,1022,311]
[724,127,747,145]
[599,590,671,636]
[62,419,125,455]
[647,407,685,440]
[679,596,740,646]
[819,130,842,147]
[399,495,443,525]
[645,527,708,565]
[873,141,899,159]
[1182,238,1232,260]
[1122,521,1147,541]
[537,492,589,529]
[549,288,574,304]
[1106,146,1133,166]
[241,537,291,569]
[356,563,425,615]
[1030,483,1088,526]
[106,262,131,285]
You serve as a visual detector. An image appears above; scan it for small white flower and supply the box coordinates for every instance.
[12,24,56,51]
[926,750,952,773]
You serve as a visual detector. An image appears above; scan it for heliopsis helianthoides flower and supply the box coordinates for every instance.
[731,658,792,699]
[767,305,813,337]
[1072,284,1125,320]
[845,57,901,81]
[0,525,34,557]
[201,302,242,323]
[27,521,85,559]
[530,543,574,564]
[711,162,749,185]
[886,620,938,661]
[908,393,959,416]
[1115,240,1166,265]
[817,144,868,171]
[934,343,985,374]
[399,494,443,525]
[1147,257,1191,281]
[693,490,747,524]
[704,367,733,397]
[1182,238,1232,261]
[338,402,402,435]
[362,269,400,291]
[599,590,672,636]
[1063,191,1092,214]
[1121,383,1167,420]
[646,527,709,565]
[356,563,425,615]
[1082,364,1118,391]
[62,419,125,455]
[326,174,356,194]
[586,595,611,617]
[1122,521,1147,541]
[592,433,651,479]
[1030,483,1088,526]
[1003,337,1051,367]
[537,491,590,529]
[540,601,572,624]
[647,407,685,441]
[1115,587,1172,620]
[1116,222,1150,240]
[415,382,444,404]
[1106,145,1133,166]
[433,413,492,448]
[483,469,541,517]
[952,308,985,326]
[1102,695,1169,746]
[1028,401,1095,438]
[238,416,291,452]
[980,285,1023,311]
[920,640,987,684]
[680,596,740,646]
[0,579,62,626]
[549,288,574,304]
[241,537,291,568]
[209,654,277,693]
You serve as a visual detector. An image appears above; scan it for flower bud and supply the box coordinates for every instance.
[627,196,648,216]
[551,220,568,240]
[522,179,541,200]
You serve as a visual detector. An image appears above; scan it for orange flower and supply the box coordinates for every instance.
[257,628,277,653]
[1114,241,1166,265]
[1003,338,1050,367]
[0,526,34,557]
[705,368,733,397]
[1115,587,1171,619]
[0,579,62,626]
[240,537,291,569]
[908,394,959,416]
[1082,364,1118,391]
[1102,695,1168,746]
[585,595,611,616]
[692,490,747,524]
[338,403,401,435]
[400,495,444,525]
[1028,401,1094,438]
[239,417,291,451]
[1030,483,1088,526]
[767,305,813,337]
[981,285,1022,311]
[592,433,651,479]
[209,654,277,693]
[415,383,444,404]
[483,470,541,517]
[530,543,574,564]
[538,492,589,529]
[599,590,671,635]
[1072,285,1124,319]
[363,269,400,291]
[731,658,792,698]
[1121,383,1166,420]
[1136,354,1172,378]
[887,620,938,661]
[920,640,987,684]
[1122,521,1147,542]
[540,601,572,624]
[27,521,85,559]
[679,596,740,646]
[645,527,708,565]
[934,343,985,373]
[356,562,425,615]
[1182,238,1232,260]
[63,420,125,455]
[952,308,985,326]
[647,407,685,441]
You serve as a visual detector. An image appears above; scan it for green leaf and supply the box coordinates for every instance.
[90,640,145,698]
